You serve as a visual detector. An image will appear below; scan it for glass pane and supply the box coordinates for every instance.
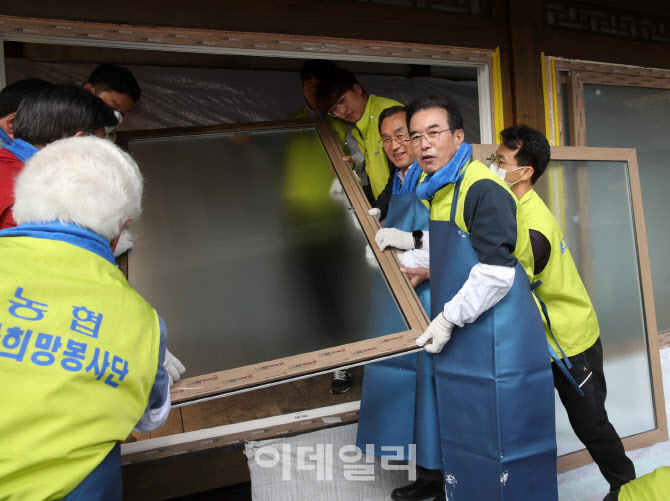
[583,84,670,332]
[535,159,656,455]
[126,128,408,376]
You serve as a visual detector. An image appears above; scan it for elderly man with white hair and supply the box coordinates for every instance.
[0,136,172,501]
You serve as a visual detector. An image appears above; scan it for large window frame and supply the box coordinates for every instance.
[116,119,430,404]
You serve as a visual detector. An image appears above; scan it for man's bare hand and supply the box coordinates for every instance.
[401,266,430,289]
[342,156,355,169]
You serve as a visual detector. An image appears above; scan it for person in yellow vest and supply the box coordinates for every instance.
[604,466,669,500]
[316,68,402,203]
[287,59,348,149]
[0,136,172,501]
[490,124,636,492]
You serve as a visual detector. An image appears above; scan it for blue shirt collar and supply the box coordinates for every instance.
[0,221,115,264]
[5,138,39,163]
[0,128,11,147]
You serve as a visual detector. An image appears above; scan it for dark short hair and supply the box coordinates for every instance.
[13,83,118,146]
[378,105,406,133]
[316,69,362,109]
[86,64,141,102]
[499,124,550,184]
[0,79,53,118]
[300,59,339,83]
[406,96,464,132]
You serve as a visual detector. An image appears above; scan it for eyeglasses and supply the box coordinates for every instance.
[488,153,527,168]
[408,129,452,147]
[327,92,348,118]
[379,133,409,146]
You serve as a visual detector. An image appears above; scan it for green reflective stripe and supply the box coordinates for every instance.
[522,188,600,358]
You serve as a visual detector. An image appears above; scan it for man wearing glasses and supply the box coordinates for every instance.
[356,106,443,501]
[316,69,401,203]
[408,97,558,500]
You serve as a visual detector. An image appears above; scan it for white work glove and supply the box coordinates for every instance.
[329,178,349,208]
[364,244,379,269]
[164,348,186,387]
[375,228,414,252]
[368,208,381,220]
[113,228,135,257]
[416,314,454,354]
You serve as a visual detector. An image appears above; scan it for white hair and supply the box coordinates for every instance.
[13,136,143,240]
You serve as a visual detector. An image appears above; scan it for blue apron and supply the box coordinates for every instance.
[430,170,558,500]
[357,168,442,468]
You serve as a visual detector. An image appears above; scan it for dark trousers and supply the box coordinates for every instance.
[553,338,636,491]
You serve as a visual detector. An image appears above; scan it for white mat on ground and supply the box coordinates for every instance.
[557,347,670,501]
[246,348,670,501]
[245,424,414,501]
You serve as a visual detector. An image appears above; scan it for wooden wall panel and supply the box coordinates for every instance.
[507,0,546,130]
[540,27,670,71]
[0,1,502,49]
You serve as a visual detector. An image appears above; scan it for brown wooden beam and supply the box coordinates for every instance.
[507,0,546,130]
[540,27,670,71]
[1,1,503,49]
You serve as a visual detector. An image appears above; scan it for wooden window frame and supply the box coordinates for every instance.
[472,144,668,472]
[544,56,670,349]
[116,118,430,405]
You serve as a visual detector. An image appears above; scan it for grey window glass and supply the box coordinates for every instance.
[126,128,407,376]
[582,84,670,333]
[535,159,655,455]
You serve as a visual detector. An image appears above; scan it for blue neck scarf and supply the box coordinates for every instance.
[5,138,39,163]
[0,221,115,264]
[393,161,423,195]
[0,128,11,147]
[416,142,473,201]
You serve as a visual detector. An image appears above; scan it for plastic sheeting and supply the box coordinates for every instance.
[5,58,481,141]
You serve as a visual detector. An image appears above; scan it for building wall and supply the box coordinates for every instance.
[2,0,669,131]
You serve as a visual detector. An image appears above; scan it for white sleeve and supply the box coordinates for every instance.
[400,249,430,269]
[442,263,515,327]
[421,231,429,250]
[133,390,171,433]
[398,230,430,268]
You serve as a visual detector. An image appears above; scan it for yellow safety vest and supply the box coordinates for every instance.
[351,94,403,199]
[282,128,340,221]
[430,159,536,281]
[520,189,600,358]
[0,236,160,501]
[619,467,670,501]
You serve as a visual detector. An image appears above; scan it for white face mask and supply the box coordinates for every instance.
[105,111,123,136]
[490,163,525,188]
